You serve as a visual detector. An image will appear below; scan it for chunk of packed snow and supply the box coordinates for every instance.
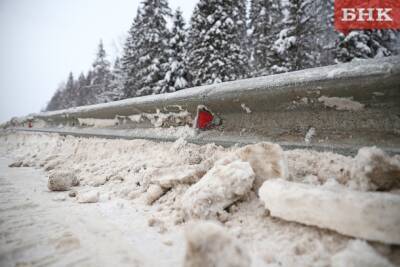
[145,184,165,205]
[48,171,79,191]
[152,165,206,189]
[77,190,99,203]
[331,240,395,267]
[237,142,288,190]
[350,147,400,191]
[181,159,255,220]
[259,179,400,244]
[184,221,251,267]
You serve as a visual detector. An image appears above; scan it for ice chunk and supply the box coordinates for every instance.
[259,179,400,244]
[184,221,251,267]
[181,159,255,219]
[48,171,79,191]
[237,142,288,190]
[77,190,99,203]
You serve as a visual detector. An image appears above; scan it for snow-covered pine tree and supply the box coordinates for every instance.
[91,40,111,85]
[126,0,171,96]
[62,72,77,109]
[76,72,89,106]
[270,0,322,73]
[102,57,125,101]
[187,0,249,86]
[46,82,66,111]
[161,8,189,93]
[121,8,143,98]
[335,30,400,63]
[90,40,111,103]
[249,0,282,76]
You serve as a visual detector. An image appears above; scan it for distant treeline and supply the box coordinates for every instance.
[46,0,400,111]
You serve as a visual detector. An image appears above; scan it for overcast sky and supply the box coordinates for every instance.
[0,0,197,123]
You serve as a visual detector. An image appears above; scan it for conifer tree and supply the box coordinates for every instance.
[122,0,172,97]
[249,0,282,76]
[46,82,66,111]
[103,57,125,101]
[90,40,111,103]
[187,0,249,86]
[76,72,88,106]
[121,8,143,98]
[335,30,400,63]
[270,0,322,73]
[162,8,189,93]
[62,72,76,108]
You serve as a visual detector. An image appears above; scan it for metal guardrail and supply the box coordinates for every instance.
[7,56,400,155]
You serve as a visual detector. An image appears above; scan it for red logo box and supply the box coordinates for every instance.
[335,0,400,34]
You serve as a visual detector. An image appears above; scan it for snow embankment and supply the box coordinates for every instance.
[259,179,400,244]
[2,132,400,266]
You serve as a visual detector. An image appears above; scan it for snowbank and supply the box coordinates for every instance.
[2,132,400,266]
[259,179,400,244]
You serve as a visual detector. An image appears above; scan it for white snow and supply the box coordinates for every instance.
[184,221,251,267]
[331,240,395,267]
[77,190,100,203]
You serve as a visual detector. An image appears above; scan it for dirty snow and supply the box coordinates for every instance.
[0,131,399,266]
[318,96,365,111]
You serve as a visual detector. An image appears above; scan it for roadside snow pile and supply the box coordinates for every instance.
[184,221,251,267]
[1,132,400,266]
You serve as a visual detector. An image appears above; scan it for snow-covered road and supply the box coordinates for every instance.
[0,155,185,267]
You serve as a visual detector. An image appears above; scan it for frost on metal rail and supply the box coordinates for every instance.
[8,56,400,154]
